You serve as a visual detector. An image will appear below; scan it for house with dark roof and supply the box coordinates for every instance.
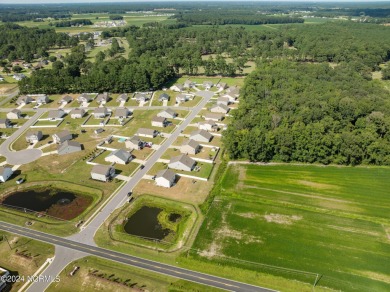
[52,130,72,144]
[57,140,82,155]
[105,149,132,165]
[180,139,201,155]
[16,95,33,105]
[7,109,21,119]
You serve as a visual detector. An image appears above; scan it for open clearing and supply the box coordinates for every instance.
[191,164,390,292]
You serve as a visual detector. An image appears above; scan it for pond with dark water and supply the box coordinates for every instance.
[123,206,171,240]
[1,188,92,220]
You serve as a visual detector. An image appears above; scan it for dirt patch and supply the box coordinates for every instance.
[382,225,390,242]
[47,196,92,220]
[198,241,222,259]
[264,213,302,225]
[237,212,258,219]
[351,270,390,284]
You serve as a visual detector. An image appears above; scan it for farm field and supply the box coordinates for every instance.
[190,164,390,292]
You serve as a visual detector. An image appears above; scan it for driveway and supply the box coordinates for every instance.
[195,90,215,99]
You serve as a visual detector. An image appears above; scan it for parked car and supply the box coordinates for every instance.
[16,178,24,184]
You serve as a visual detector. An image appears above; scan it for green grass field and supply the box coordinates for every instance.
[191,164,390,291]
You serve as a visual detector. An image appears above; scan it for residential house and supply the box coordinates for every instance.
[52,130,72,144]
[57,140,82,155]
[0,167,13,183]
[135,93,148,103]
[70,108,86,119]
[35,94,49,104]
[116,93,128,103]
[170,84,184,92]
[0,119,11,129]
[114,107,130,119]
[59,95,73,104]
[105,149,132,165]
[94,128,104,134]
[93,107,108,118]
[203,81,214,89]
[226,85,239,93]
[25,130,43,143]
[155,169,176,188]
[204,113,224,122]
[180,139,201,155]
[198,120,218,132]
[7,109,21,119]
[0,75,4,82]
[157,109,177,119]
[0,267,10,290]
[184,80,195,88]
[168,154,196,172]
[151,116,167,128]
[210,103,230,114]
[16,95,33,105]
[190,129,213,143]
[48,109,65,120]
[78,93,95,103]
[137,128,158,138]
[96,92,109,104]
[158,93,170,101]
[13,74,26,81]
[91,164,115,182]
[176,93,188,103]
[217,82,228,90]
[217,96,230,106]
[125,136,143,150]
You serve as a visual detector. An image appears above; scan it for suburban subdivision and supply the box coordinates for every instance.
[0,1,389,292]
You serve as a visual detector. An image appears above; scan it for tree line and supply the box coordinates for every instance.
[224,61,390,166]
[50,19,92,27]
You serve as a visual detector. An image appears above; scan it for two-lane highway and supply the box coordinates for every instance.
[0,221,275,292]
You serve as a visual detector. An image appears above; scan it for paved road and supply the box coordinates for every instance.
[0,221,275,292]
[0,108,44,165]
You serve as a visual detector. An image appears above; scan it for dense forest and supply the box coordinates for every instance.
[224,61,390,165]
[171,11,304,25]
[0,24,78,62]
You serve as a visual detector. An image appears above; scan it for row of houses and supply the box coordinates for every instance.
[16,94,49,106]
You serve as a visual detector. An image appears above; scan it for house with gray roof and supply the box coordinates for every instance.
[91,164,115,182]
[137,128,158,138]
[157,109,177,119]
[210,103,230,114]
[78,93,95,103]
[114,107,130,119]
[7,109,21,119]
[184,80,195,88]
[135,93,149,103]
[26,130,43,143]
[116,93,128,103]
[105,149,132,165]
[0,167,13,183]
[217,82,228,90]
[204,113,224,121]
[0,119,11,129]
[35,94,49,104]
[70,108,86,119]
[52,130,72,144]
[59,95,73,104]
[170,84,184,92]
[96,92,109,104]
[125,136,143,150]
[168,154,196,172]
[217,96,230,106]
[48,109,65,120]
[16,95,33,105]
[158,93,170,101]
[57,140,82,155]
[203,81,214,90]
[151,116,167,128]
[198,120,218,132]
[155,169,176,188]
[176,93,189,103]
[190,129,213,143]
[180,139,201,155]
[93,107,108,118]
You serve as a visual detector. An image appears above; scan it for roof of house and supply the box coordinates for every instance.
[114,107,129,117]
[70,108,85,115]
[10,109,21,114]
[106,149,131,162]
[127,135,142,144]
[190,129,213,140]
[26,130,42,137]
[97,92,109,101]
[48,109,64,119]
[135,93,147,99]
[0,166,12,176]
[199,120,217,127]
[204,113,223,120]
[169,154,196,168]
[211,103,230,111]
[176,93,187,99]
[159,109,176,117]
[137,128,156,136]
[172,84,184,90]
[0,118,10,124]
[184,80,194,85]
[91,164,113,175]
[203,81,214,86]
[117,93,128,101]
[55,130,71,139]
[61,95,73,102]
[152,116,166,123]
[94,107,108,115]
[159,93,169,99]
[182,139,200,149]
[218,96,230,102]
[156,169,176,181]
[218,82,227,88]
[58,140,81,151]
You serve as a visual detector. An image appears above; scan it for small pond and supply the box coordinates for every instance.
[168,213,182,223]
[124,206,171,240]
[1,188,92,220]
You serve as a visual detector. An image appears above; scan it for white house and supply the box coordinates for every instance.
[114,107,130,119]
[48,109,65,120]
[116,93,128,103]
[204,113,224,122]
[91,164,115,182]
[70,108,86,119]
[217,96,230,106]
[210,103,230,114]
[217,82,228,90]
[126,136,143,150]
[105,149,132,165]
[170,84,184,92]
[7,109,21,119]
[203,81,214,90]
[26,130,43,143]
[135,93,148,103]
[198,120,218,132]
[60,95,73,104]
[180,139,201,155]
[157,109,177,119]
[35,94,49,104]
[168,154,196,172]
[151,116,167,128]
[0,167,13,182]
[183,80,195,88]
[93,107,108,118]
[52,130,72,144]
[16,95,33,105]
[96,92,109,104]
[155,169,176,188]
[78,93,96,103]
[176,93,189,103]
[190,129,213,143]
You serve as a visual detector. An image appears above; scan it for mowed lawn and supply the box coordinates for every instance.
[192,164,390,292]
